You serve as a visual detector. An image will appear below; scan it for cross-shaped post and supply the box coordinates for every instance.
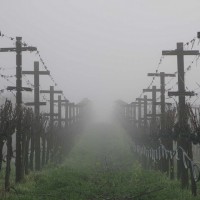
[22,61,50,171]
[162,43,198,131]
[53,95,68,128]
[143,86,161,136]
[136,96,152,130]
[40,86,62,127]
[22,61,50,115]
[0,36,37,182]
[40,86,62,163]
[136,99,142,128]
[148,72,175,134]
[148,72,175,174]
[162,43,199,190]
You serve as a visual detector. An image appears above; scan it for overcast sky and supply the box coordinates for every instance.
[1,0,200,120]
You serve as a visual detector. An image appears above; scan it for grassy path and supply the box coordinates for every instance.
[3,123,197,200]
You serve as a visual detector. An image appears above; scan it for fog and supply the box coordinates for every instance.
[0,0,200,122]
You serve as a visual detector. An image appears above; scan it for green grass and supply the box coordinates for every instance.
[1,123,199,199]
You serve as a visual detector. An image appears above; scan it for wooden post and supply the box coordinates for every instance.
[16,37,23,182]
[57,95,62,128]
[136,96,152,169]
[0,37,37,182]
[143,86,161,136]
[22,61,49,171]
[68,103,74,126]
[72,103,76,125]
[40,86,62,162]
[129,103,133,125]
[136,96,152,131]
[40,86,62,127]
[64,100,69,128]
[147,72,175,134]
[162,42,199,191]
[54,96,68,128]
[148,72,175,174]
[129,103,135,129]
[136,99,142,129]
[143,86,162,170]
[143,95,148,130]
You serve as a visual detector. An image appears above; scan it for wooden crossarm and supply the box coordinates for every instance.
[0,47,37,52]
[168,91,195,97]
[25,102,46,106]
[148,73,175,77]
[162,50,199,56]
[22,71,50,75]
[54,100,67,103]
[154,102,172,106]
[7,86,32,92]
[40,90,62,94]
[136,98,152,101]
[143,89,161,92]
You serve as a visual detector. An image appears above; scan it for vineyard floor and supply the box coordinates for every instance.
[2,123,198,200]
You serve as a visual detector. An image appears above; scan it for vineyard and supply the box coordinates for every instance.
[1,1,200,199]
[115,33,200,197]
[1,32,200,199]
[0,32,92,195]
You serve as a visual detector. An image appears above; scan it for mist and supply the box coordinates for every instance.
[1,0,200,114]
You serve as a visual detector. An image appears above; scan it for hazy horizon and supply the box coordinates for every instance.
[1,0,200,121]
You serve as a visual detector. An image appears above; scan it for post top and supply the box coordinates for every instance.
[177,42,184,50]
[34,61,39,66]
[16,37,22,40]
[197,32,200,39]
